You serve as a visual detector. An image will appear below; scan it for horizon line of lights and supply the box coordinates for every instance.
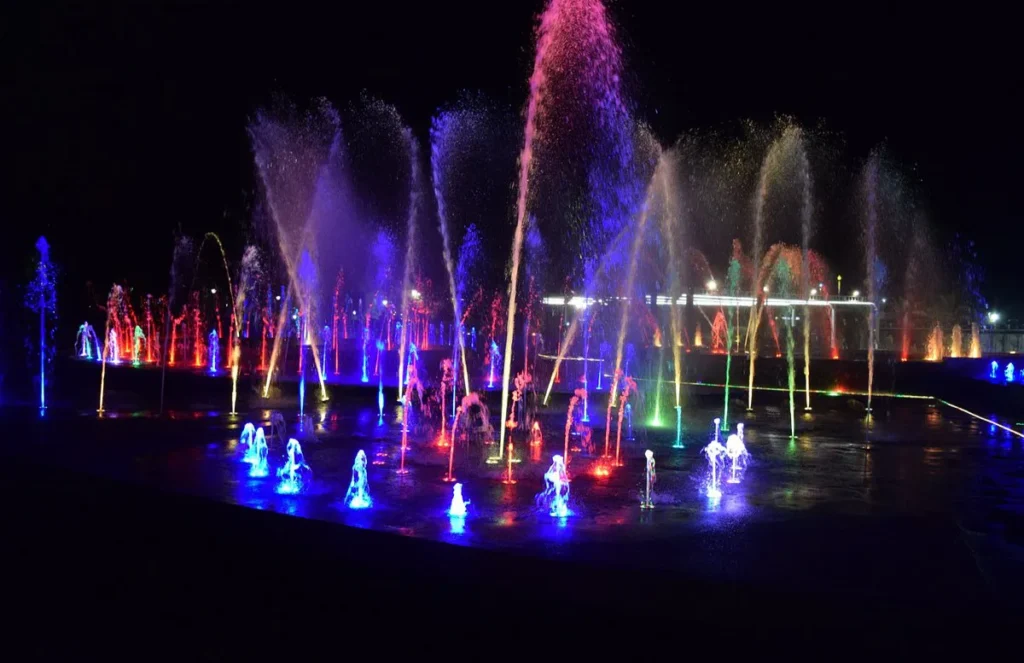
[541,294,877,310]
[936,400,1024,439]
[672,379,932,400]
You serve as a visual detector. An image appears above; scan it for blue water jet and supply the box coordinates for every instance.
[276,438,312,494]
[345,450,372,509]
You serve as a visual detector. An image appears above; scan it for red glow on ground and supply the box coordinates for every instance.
[592,465,611,478]
[831,349,840,360]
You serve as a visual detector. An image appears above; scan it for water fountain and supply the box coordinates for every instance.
[250,428,269,478]
[615,376,637,466]
[725,423,749,483]
[207,329,219,373]
[98,285,127,414]
[448,483,469,518]
[240,423,256,461]
[231,246,261,415]
[132,325,146,366]
[276,438,312,494]
[344,450,372,509]
[564,388,584,463]
[500,0,635,464]
[926,323,944,361]
[487,340,501,389]
[27,237,56,412]
[950,324,963,358]
[641,449,656,509]
[702,418,726,498]
[970,323,982,358]
[503,441,517,484]
[537,454,571,518]
[747,127,813,413]
[76,322,101,361]
[395,130,424,403]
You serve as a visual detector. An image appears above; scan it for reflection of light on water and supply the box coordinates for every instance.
[275,481,301,495]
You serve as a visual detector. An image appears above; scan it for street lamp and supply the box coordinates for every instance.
[810,288,818,297]
[762,285,769,294]
[837,275,842,296]
[988,311,1000,324]
[852,289,860,298]
[210,288,217,295]
[410,289,421,301]
[706,279,718,292]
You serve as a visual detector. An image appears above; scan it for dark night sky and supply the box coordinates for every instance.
[6,1,1023,321]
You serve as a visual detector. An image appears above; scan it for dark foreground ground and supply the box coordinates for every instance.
[3,393,1022,654]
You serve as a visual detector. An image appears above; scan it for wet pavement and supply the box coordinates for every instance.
[6,394,1024,608]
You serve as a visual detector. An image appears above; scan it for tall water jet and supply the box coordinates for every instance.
[231,247,261,415]
[641,449,656,509]
[98,285,125,414]
[208,329,219,373]
[431,107,499,401]
[396,130,424,402]
[650,150,685,431]
[722,251,743,429]
[27,237,57,412]
[747,127,812,412]
[796,136,813,413]
[249,98,340,401]
[765,246,800,438]
[500,0,633,460]
[863,153,881,411]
